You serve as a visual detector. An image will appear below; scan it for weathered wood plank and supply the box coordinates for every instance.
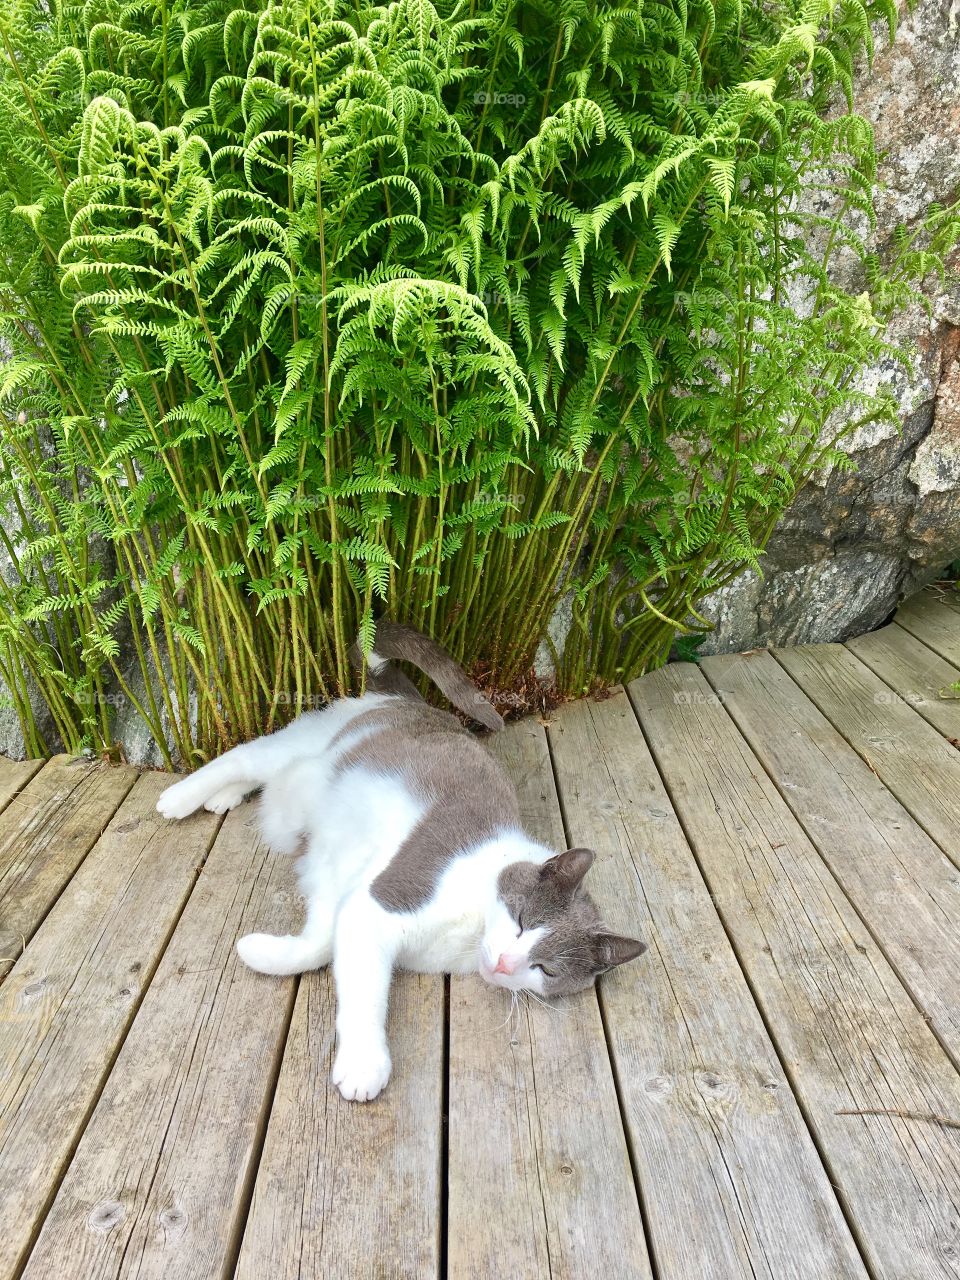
[702,649,960,1064]
[0,756,138,980]
[446,718,651,1280]
[235,969,443,1280]
[775,643,960,867]
[0,755,44,813]
[0,772,219,1280]
[847,622,960,743]
[235,967,445,1280]
[548,692,868,1280]
[896,587,960,668]
[231,805,443,1280]
[20,800,299,1280]
[630,663,960,1280]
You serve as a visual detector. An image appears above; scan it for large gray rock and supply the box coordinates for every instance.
[699,0,960,654]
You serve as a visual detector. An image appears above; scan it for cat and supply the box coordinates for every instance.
[156,622,646,1102]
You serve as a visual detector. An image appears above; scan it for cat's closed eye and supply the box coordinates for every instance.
[531,962,555,977]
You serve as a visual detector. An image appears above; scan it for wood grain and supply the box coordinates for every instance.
[630,663,960,1280]
[20,799,296,1280]
[847,622,960,743]
[896,588,960,668]
[235,967,443,1280]
[549,691,868,1280]
[0,755,44,813]
[233,773,445,1280]
[7,617,960,1280]
[446,717,651,1280]
[774,643,960,868]
[702,649,960,1065]
[0,772,219,1280]
[0,756,137,980]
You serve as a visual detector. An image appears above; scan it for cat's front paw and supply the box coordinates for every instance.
[237,932,286,974]
[156,778,200,821]
[203,782,249,815]
[332,1041,392,1103]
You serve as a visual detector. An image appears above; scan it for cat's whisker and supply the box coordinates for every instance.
[492,990,519,1032]
[520,987,567,1016]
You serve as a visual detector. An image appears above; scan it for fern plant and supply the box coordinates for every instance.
[0,0,955,762]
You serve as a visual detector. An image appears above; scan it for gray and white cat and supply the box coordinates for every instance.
[156,623,646,1102]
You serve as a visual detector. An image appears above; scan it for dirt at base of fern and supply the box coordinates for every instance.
[469,663,567,725]
[0,0,958,765]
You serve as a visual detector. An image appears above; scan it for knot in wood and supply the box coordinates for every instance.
[88,1200,125,1233]
[159,1204,188,1239]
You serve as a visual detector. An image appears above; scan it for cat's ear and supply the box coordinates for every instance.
[541,847,595,893]
[593,933,647,971]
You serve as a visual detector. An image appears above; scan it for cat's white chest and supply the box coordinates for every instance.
[399,904,486,973]
[395,839,518,974]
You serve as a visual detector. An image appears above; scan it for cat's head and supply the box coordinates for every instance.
[479,848,646,996]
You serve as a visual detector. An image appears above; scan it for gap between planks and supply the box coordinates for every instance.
[846,622,960,747]
[545,691,869,1280]
[626,663,960,1280]
[772,643,960,872]
[895,587,960,673]
[700,649,960,1074]
[0,756,45,817]
[0,757,139,983]
[19,795,296,1280]
[0,771,222,1280]
[446,718,650,1280]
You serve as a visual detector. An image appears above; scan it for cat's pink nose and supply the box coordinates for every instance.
[494,955,514,975]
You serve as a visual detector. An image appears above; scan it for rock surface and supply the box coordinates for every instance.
[699,0,960,653]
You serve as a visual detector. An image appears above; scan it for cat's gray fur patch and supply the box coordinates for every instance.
[335,700,519,912]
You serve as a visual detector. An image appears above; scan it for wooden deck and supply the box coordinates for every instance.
[2,586,960,1280]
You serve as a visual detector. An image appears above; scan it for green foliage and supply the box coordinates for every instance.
[0,0,956,761]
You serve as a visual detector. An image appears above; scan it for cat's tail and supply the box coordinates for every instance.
[351,621,504,732]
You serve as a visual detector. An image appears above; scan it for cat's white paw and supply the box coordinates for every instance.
[203,783,248,815]
[237,932,287,974]
[332,1041,392,1103]
[156,779,200,821]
